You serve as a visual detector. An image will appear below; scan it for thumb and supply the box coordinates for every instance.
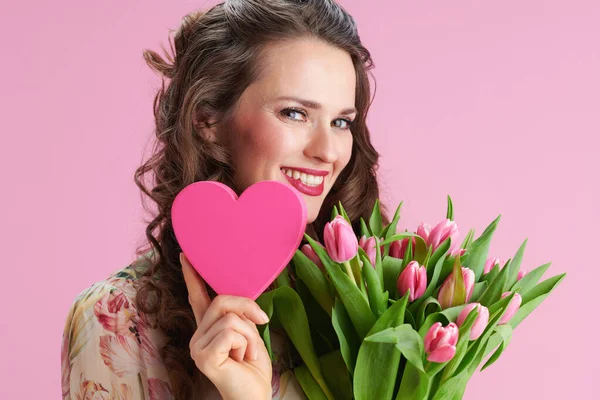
[180,252,211,326]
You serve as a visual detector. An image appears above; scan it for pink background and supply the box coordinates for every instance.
[1,0,597,398]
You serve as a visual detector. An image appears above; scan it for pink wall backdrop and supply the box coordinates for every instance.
[1,0,597,398]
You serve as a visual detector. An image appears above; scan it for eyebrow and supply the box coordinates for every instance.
[275,96,357,116]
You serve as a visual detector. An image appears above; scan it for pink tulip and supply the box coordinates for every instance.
[427,219,459,252]
[389,237,416,259]
[417,222,432,242]
[449,245,466,257]
[457,303,489,340]
[483,257,503,275]
[438,267,475,309]
[397,261,427,302]
[358,236,377,267]
[499,292,522,324]
[301,243,324,270]
[424,322,459,363]
[517,269,528,281]
[324,215,358,263]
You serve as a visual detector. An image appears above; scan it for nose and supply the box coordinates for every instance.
[303,123,337,164]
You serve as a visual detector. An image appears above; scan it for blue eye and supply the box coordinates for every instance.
[280,107,354,131]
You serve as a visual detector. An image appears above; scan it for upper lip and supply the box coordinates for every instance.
[281,166,330,177]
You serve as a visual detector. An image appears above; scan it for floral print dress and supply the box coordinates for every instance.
[61,257,305,399]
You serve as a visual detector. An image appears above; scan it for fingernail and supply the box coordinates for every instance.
[259,310,269,324]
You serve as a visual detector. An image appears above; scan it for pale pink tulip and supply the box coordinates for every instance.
[417,223,432,242]
[424,322,459,363]
[457,303,489,340]
[499,292,522,324]
[397,261,427,302]
[301,243,324,270]
[517,269,528,280]
[427,219,459,252]
[324,215,358,263]
[483,257,503,274]
[359,236,377,266]
[438,267,475,309]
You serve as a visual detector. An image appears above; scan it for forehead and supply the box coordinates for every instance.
[250,38,357,107]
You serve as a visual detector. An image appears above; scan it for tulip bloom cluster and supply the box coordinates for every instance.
[261,197,565,400]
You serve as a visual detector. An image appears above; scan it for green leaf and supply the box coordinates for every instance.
[295,280,338,356]
[509,273,566,328]
[360,217,371,238]
[332,298,360,374]
[293,250,334,316]
[271,286,335,400]
[374,236,384,289]
[369,199,383,237]
[470,281,488,303]
[503,239,528,292]
[480,324,512,371]
[383,256,403,299]
[361,253,387,317]
[460,229,475,251]
[305,234,376,340]
[461,215,501,281]
[338,201,352,225]
[511,262,552,293]
[395,360,431,400]
[256,290,276,360]
[477,259,512,307]
[331,205,340,220]
[319,351,353,400]
[427,237,451,280]
[295,365,329,400]
[446,195,454,220]
[414,297,442,329]
[354,292,411,400]
[364,324,425,372]
[384,201,404,256]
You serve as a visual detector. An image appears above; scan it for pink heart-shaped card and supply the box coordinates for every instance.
[172,180,307,300]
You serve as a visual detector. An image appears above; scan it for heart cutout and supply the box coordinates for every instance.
[172,180,307,300]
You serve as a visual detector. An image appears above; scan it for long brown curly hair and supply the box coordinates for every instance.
[131,0,390,397]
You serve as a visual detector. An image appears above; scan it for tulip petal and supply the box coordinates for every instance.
[427,344,456,363]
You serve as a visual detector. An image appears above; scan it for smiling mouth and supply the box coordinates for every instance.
[280,168,326,196]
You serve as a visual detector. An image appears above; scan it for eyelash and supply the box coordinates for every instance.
[280,107,354,131]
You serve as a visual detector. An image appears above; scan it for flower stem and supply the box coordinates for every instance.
[342,261,356,285]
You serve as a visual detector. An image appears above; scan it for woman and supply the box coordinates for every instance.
[61,0,390,398]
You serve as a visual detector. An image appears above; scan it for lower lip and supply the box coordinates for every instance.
[281,170,325,196]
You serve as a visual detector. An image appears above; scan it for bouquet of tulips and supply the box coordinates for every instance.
[256,197,565,400]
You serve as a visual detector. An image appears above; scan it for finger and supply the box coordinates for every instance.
[197,328,247,371]
[198,295,269,336]
[196,313,260,361]
[180,252,211,326]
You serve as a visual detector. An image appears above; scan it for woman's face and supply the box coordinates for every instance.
[221,37,356,224]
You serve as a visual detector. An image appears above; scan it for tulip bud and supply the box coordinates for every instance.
[427,219,459,252]
[438,266,475,309]
[424,322,459,363]
[397,261,427,302]
[449,245,466,257]
[499,292,522,324]
[416,222,431,242]
[483,257,502,275]
[324,215,358,263]
[517,269,528,281]
[457,303,489,340]
[301,244,324,270]
[358,236,377,267]
[389,237,415,259]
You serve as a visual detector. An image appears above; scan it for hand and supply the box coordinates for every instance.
[180,253,273,400]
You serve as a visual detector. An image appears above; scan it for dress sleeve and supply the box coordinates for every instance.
[61,281,174,399]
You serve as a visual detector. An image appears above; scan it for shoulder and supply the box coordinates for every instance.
[61,253,173,399]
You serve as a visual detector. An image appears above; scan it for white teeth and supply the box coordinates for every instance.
[281,168,324,187]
